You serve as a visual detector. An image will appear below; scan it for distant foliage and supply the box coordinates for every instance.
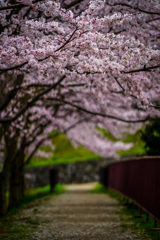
[140,120,160,156]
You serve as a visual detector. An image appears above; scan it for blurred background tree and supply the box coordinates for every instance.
[140,120,160,156]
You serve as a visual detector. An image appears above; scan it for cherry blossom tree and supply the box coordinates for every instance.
[0,0,160,215]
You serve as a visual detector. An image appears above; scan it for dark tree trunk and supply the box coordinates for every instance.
[0,130,18,216]
[0,172,9,216]
[9,147,25,209]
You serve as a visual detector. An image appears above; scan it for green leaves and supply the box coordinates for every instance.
[140,120,160,156]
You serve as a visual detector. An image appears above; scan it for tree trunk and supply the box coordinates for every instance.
[9,148,25,209]
[0,172,9,216]
[0,130,18,216]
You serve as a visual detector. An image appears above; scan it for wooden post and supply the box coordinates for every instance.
[140,208,143,216]
[154,219,157,228]
[146,213,149,222]
[99,167,109,188]
[49,168,59,193]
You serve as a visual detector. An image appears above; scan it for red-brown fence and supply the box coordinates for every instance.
[107,157,160,224]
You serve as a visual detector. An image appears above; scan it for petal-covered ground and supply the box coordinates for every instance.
[16,182,146,240]
[0,183,151,240]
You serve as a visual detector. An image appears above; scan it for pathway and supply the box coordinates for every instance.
[19,182,144,240]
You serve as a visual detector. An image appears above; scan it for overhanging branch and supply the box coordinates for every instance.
[113,3,160,16]
[46,97,151,123]
[124,64,160,74]
[0,76,65,123]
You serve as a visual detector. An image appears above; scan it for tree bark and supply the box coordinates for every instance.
[0,128,18,216]
[0,172,9,216]
[9,147,25,209]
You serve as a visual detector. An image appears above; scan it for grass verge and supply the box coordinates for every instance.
[27,155,100,168]
[90,182,108,194]
[91,183,160,240]
[26,133,100,168]
[0,184,65,240]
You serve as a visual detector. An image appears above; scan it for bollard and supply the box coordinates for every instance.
[140,208,143,216]
[99,167,109,188]
[146,213,149,222]
[49,168,59,193]
[154,219,157,228]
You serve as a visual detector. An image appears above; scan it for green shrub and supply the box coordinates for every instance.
[140,120,160,156]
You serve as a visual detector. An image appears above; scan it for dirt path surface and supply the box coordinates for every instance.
[16,182,145,240]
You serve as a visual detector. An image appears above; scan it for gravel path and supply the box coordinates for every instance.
[18,182,147,240]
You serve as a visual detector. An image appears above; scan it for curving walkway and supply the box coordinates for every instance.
[18,182,146,240]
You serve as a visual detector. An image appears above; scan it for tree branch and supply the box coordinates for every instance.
[0,76,66,123]
[55,26,78,52]
[0,74,24,111]
[124,64,160,74]
[0,0,44,11]
[114,77,125,91]
[25,116,90,165]
[0,27,78,73]
[46,97,150,123]
[0,62,27,73]
[113,3,160,16]
[62,0,84,9]
[0,0,84,11]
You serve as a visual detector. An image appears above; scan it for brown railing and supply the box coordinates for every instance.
[103,157,160,225]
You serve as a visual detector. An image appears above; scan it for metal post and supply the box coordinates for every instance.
[146,213,149,221]
[49,168,59,193]
[140,208,143,216]
[154,219,157,228]
[99,167,109,188]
